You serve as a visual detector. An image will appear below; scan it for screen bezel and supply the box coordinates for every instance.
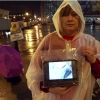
[43,59,79,87]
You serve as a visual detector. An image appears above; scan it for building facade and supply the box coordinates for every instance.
[41,1,62,23]
[9,11,34,22]
[41,1,100,24]
[0,9,9,19]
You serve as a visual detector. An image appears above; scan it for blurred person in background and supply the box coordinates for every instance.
[10,23,20,52]
[5,23,22,85]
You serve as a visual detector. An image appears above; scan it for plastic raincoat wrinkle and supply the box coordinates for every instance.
[26,0,100,100]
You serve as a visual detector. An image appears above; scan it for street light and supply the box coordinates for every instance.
[25,12,30,21]
[34,15,36,19]
[13,16,16,21]
[25,12,29,28]
[25,12,29,16]
[23,17,25,21]
[47,16,49,23]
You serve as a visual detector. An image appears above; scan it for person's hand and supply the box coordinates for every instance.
[79,46,96,63]
[48,86,75,95]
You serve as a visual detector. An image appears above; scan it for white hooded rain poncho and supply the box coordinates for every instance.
[26,0,100,100]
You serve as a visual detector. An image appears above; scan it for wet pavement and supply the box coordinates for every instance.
[0,25,43,100]
[0,23,100,100]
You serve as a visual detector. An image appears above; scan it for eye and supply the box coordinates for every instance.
[72,13,78,17]
[63,13,68,17]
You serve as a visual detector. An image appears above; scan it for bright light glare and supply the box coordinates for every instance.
[5,32,11,35]
[25,12,29,16]
[34,26,39,39]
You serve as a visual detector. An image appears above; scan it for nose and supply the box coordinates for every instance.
[67,15,73,21]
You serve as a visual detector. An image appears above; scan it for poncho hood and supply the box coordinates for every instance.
[52,0,85,40]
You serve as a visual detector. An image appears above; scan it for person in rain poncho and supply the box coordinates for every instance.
[26,0,100,100]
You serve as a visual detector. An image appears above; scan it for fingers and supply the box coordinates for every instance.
[79,46,96,63]
[80,46,94,56]
[81,49,93,56]
[49,86,75,95]
[60,86,76,95]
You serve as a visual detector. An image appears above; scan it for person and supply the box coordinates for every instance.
[92,20,96,26]
[26,0,100,100]
[10,23,20,52]
[5,23,22,85]
[92,19,96,30]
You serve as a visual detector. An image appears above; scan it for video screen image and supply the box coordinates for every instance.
[49,61,73,80]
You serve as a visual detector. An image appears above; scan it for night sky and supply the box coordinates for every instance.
[0,1,41,17]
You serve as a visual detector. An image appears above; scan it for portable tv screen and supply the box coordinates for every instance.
[43,60,79,87]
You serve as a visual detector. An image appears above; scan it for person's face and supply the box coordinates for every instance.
[61,8,80,35]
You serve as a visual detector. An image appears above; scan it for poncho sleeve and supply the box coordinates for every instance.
[91,58,100,78]
[86,34,100,78]
[25,34,50,99]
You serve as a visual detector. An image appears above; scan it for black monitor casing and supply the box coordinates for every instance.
[42,59,79,88]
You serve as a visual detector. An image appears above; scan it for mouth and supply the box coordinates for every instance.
[67,24,74,26]
[67,24,74,25]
